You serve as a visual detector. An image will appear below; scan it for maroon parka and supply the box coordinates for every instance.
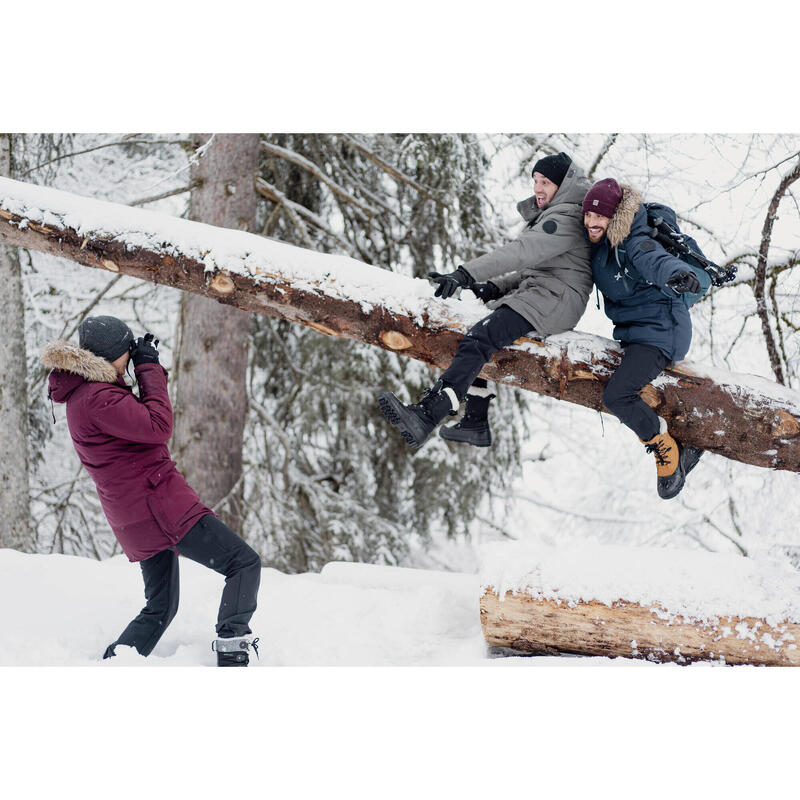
[43,340,213,561]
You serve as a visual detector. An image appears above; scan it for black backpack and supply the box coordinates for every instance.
[643,202,736,307]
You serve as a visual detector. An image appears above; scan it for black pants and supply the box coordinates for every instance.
[602,343,668,441]
[110,514,261,657]
[440,305,533,399]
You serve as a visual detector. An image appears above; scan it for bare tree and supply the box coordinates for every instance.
[753,153,800,385]
[171,134,261,533]
[0,133,32,550]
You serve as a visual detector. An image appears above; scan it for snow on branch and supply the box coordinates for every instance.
[2,176,800,472]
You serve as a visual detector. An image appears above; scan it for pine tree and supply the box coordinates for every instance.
[245,134,528,571]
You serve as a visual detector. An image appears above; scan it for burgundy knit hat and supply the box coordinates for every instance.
[582,178,623,218]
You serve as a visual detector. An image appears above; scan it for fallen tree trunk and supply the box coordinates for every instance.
[480,541,800,666]
[481,590,800,666]
[2,176,800,472]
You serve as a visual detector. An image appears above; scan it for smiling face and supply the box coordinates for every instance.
[532,171,559,209]
[584,211,611,243]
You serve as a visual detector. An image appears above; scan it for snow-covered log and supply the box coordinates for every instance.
[3,176,800,472]
[480,541,800,666]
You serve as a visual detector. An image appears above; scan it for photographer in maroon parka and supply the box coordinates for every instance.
[43,316,261,666]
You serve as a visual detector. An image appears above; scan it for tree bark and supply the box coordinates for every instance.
[2,175,800,473]
[480,588,800,666]
[171,134,260,533]
[0,136,31,551]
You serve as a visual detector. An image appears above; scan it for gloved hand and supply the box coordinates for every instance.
[427,266,473,299]
[130,333,160,367]
[471,281,501,303]
[666,269,702,295]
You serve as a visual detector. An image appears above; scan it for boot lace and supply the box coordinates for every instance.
[250,637,260,661]
[645,440,670,466]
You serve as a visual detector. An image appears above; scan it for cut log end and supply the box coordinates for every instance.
[772,409,800,437]
[209,272,235,295]
[379,330,412,350]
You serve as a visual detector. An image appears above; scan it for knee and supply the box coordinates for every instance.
[242,544,262,573]
[229,541,262,578]
[151,590,179,628]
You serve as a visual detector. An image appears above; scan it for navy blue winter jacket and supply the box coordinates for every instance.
[591,186,695,362]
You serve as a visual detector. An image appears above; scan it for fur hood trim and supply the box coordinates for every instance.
[607,184,643,248]
[41,340,119,383]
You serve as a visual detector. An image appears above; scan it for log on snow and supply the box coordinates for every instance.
[479,540,800,666]
[2,176,800,472]
[480,589,800,666]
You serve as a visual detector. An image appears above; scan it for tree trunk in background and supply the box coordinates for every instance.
[0,134,31,550]
[172,134,260,533]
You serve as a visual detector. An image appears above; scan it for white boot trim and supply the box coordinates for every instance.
[466,385,494,398]
[442,386,460,413]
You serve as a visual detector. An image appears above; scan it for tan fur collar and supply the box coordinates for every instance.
[41,340,119,383]
[606,184,643,248]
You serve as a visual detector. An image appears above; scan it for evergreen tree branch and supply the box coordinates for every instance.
[18,137,190,177]
[261,140,377,220]
[340,134,445,207]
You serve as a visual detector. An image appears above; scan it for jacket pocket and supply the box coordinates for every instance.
[520,283,565,318]
[145,471,184,543]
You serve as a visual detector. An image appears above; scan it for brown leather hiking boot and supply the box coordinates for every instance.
[641,420,684,500]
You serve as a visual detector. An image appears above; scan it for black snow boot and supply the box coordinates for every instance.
[439,392,495,447]
[679,441,704,480]
[213,635,259,667]
[377,379,459,448]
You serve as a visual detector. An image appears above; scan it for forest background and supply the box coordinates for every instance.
[3,132,799,573]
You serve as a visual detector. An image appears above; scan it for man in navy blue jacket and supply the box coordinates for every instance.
[584,178,703,499]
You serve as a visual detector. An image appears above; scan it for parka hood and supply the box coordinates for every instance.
[42,340,119,402]
[517,160,590,222]
[606,184,643,248]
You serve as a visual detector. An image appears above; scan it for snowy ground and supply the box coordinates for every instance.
[0,547,687,667]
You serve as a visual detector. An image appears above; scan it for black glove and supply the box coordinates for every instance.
[130,333,160,367]
[471,281,501,303]
[666,269,702,295]
[427,266,474,299]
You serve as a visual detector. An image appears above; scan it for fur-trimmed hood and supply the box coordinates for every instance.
[42,340,119,386]
[606,184,643,248]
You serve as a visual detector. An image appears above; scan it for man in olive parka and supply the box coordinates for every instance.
[378,152,592,449]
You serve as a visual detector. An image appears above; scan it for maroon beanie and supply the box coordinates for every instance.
[582,178,623,218]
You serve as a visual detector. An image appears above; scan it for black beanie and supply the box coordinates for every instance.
[78,316,134,362]
[531,152,572,186]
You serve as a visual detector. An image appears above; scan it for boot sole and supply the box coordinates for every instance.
[439,426,491,447]
[682,446,703,477]
[377,392,432,449]
[658,474,685,500]
[657,445,705,500]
